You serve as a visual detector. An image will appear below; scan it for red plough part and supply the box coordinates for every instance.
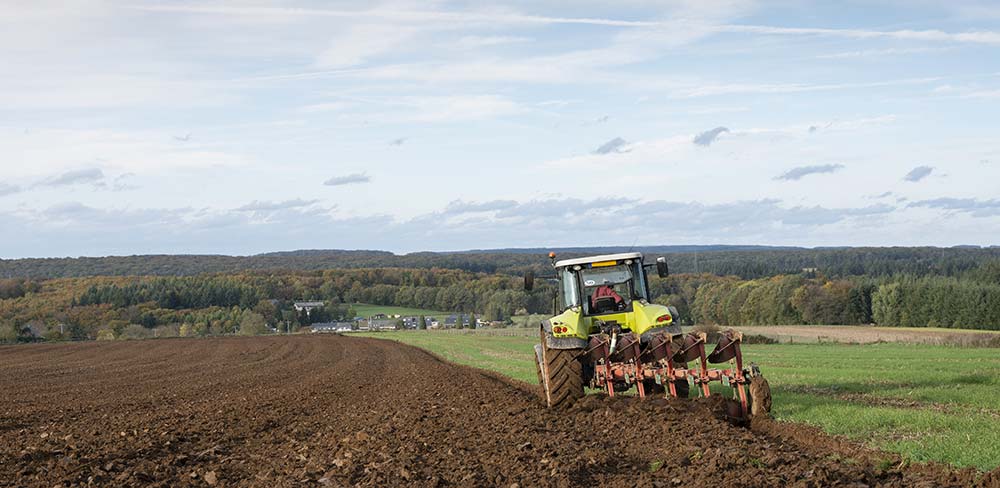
[586,329,764,421]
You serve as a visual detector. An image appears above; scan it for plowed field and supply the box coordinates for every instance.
[1,336,997,487]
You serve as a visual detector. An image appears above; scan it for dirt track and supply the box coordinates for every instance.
[1,335,997,487]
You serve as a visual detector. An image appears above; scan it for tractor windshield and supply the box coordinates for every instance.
[559,268,581,309]
[580,264,646,315]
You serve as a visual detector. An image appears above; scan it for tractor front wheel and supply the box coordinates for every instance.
[537,330,585,408]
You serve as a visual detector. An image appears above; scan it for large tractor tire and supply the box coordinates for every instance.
[536,331,585,408]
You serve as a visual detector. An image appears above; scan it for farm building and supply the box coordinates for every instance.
[444,315,471,328]
[369,319,397,331]
[311,322,354,333]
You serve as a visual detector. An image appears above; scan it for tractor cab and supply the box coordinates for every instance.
[523,252,677,343]
[553,253,657,316]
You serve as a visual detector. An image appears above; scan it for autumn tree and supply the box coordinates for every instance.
[238,311,269,336]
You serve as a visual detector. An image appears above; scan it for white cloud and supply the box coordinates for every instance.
[0,73,233,110]
[910,198,1000,217]
[297,102,350,113]
[324,173,372,186]
[963,89,1000,99]
[593,137,629,154]
[349,56,604,84]
[750,115,898,137]
[903,166,934,182]
[545,135,690,169]
[235,199,320,212]
[130,4,1000,48]
[0,196,910,257]
[774,164,845,181]
[688,106,750,115]
[365,95,526,123]
[672,77,941,98]
[442,199,519,214]
[814,47,948,59]
[718,24,1000,45]
[454,35,531,49]
[537,99,579,107]
[0,127,248,178]
[693,127,729,146]
[39,168,105,187]
[127,4,662,27]
[111,173,139,192]
[314,24,418,69]
[0,182,21,197]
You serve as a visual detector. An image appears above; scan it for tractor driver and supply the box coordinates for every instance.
[591,285,625,313]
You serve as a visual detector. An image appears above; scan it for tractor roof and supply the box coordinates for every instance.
[554,252,643,268]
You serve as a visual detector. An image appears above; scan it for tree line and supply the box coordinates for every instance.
[3,246,999,280]
[653,271,1000,330]
[2,256,999,344]
[0,269,555,342]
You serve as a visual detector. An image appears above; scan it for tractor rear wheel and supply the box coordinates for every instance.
[537,330,585,408]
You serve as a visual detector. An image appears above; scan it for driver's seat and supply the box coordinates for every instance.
[592,296,617,314]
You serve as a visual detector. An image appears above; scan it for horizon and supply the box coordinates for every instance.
[2,1,999,258]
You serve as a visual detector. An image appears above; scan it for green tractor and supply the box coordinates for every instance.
[527,252,770,420]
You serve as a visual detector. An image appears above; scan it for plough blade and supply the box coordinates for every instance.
[672,332,707,363]
[707,330,743,364]
[587,329,766,421]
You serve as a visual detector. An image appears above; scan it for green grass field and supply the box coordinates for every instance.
[357,330,1000,471]
[350,303,454,319]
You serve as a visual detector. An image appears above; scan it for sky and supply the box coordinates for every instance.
[1,0,999,258]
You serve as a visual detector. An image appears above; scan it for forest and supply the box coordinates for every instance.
[2,247,999,343]
[0,269,552,342]
[654,270,1000,330]
[1,262,999,342]
[2,246,999,279]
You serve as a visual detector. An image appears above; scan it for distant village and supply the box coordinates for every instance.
[295,301,504,334]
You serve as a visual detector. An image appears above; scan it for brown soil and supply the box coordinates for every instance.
[1,335,996,487]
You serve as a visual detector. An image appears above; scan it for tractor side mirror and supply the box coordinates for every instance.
[524,270,535,291]
[656,257,669,278]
